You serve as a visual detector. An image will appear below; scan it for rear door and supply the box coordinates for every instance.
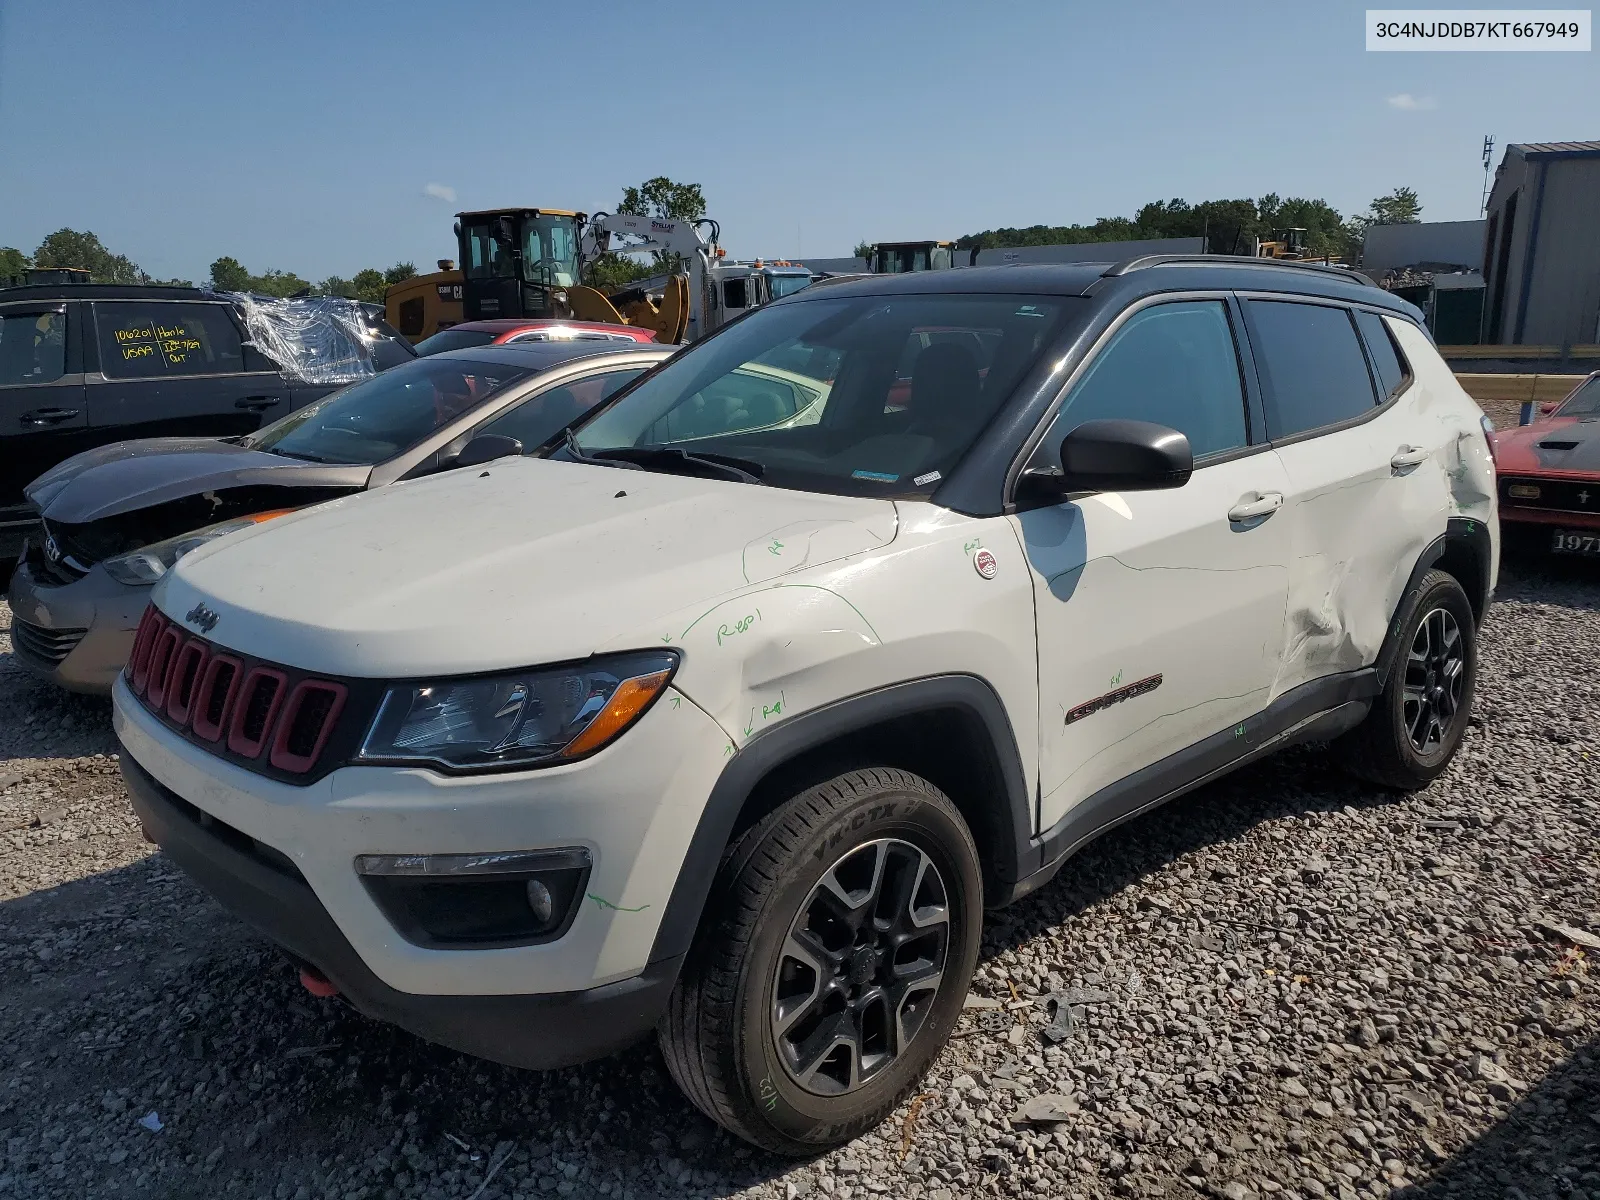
[86,299,290,442]
[1241,297,1449,696]
[0,303,88,527]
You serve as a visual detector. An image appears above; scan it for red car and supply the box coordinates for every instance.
[411,318,656,356]
[1492,371,1600,557]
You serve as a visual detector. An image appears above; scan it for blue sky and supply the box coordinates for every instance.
[1,0,1594,283]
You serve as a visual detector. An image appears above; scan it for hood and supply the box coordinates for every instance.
[26,438,367,524]
[158,458,899,676]
[1493,417,1600,476]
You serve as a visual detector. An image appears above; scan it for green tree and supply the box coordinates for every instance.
[852,240,874,260]
[210,256,251,291]
[0,246,30,283]
[383,262,418,285]
[317,275,355,299]
[1368,187,1423,225]
[348,268,387,303]
[33,229,142,283]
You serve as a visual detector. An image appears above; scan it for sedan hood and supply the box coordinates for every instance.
[26,438,367,524]
[159,458,899,677]
[1494,417,1600,476]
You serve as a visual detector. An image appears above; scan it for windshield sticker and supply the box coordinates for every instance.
[851,470,899,482]
[913,470,942,486]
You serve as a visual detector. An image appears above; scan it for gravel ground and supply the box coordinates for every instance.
[1,555,1597,1200]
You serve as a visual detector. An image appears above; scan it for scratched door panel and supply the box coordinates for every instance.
[1015,451,1293,832]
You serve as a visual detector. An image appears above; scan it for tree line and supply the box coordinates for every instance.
[1,229,420,303]
[945,187,1424,261]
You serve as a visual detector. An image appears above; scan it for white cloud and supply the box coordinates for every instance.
[423,182,457,203]
[1386,93,1437,111]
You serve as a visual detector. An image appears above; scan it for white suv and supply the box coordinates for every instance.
[112,258,1497,1154]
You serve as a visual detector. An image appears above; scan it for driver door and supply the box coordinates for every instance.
[1010,298,1292,834]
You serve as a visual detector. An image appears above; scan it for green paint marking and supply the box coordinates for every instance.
[723,743,735,756]
[1110,669,1123,686]
[660,634,672,644]
[669,696,681,709]
[963,538,983,554]
[587,893,650,913]
[1234,724,1245,737]
[768,539,784,556]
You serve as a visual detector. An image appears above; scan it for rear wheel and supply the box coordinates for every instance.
[1336,568,1477,790]
[658,767,982,1155]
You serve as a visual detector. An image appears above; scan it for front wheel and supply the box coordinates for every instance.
[1336,568,1478,790]
[658,768,982,1154]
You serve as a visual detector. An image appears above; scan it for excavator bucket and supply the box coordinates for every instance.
[567,285,629,326]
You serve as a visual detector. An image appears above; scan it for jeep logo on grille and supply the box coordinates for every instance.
[184,603,220,634]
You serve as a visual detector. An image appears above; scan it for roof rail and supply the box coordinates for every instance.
[1103,254,1376,288]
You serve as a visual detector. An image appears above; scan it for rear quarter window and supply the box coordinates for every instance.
[1353,310,1410,402]
[1246,300,1377,439]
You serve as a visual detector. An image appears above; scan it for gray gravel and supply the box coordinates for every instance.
[1,556,1597,1200]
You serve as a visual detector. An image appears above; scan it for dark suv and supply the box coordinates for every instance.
[0,284,413,562]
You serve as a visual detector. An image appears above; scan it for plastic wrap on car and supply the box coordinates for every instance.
[215,292,377,385]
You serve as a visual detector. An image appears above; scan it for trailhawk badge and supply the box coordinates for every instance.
[973,548,998,579]
[184,603,220,634]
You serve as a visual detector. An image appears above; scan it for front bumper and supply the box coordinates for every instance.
[112,672,729,998]
[122,752,682,1069]
[7,558,148,693]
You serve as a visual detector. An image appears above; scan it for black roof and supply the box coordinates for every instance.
[775,257,1423,320]
[0,283,214,303]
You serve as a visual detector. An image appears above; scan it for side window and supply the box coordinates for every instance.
[1037,300,1249,461]
[722,278,749,311]
[1246,301,1377,438]
[646,368,815,442]
[0,310,66,386]
[478,369,645,450]
[396,296,426,338]
[95,302,245,379]
[1353,310,1409,402]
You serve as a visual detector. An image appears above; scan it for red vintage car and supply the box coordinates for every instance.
[410,318,656,357]
[1492,371,1600,557]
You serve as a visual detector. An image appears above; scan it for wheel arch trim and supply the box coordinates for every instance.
[646,674,1032,967]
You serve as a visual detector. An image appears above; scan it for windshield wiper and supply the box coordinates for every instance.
[562,427,643,470]
[587,446,765,484]
[263,448,333,463]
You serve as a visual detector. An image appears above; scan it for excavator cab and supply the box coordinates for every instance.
[455,208,585,321]
[872,241,957,273]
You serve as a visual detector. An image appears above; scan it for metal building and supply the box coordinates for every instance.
[1480,140,1600,345]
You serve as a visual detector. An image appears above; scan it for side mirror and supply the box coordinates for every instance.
[454,433,523,468]
[1540,403,1559,415]
[1018,418,1193,505]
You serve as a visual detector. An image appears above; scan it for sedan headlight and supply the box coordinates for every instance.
[357,651,678,772]
[102,510,296,587]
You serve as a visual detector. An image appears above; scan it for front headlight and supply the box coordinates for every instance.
[357,651,678,772]
[102,510,296,587]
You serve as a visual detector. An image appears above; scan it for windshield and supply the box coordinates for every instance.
[768,273,813,299]
[574,294,1072,497]
[244,357,534,465]
[522,215,580,288]
[875,247,930,274]
[413,328,497,356]
[1556,376,1600,417]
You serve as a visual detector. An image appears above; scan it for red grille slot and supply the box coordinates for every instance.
[190,654,243,743]
[127,606,161,689]
[227,667,288,758]
[144,626,184,708]
[165,639,210,725]
[269,680,349,773]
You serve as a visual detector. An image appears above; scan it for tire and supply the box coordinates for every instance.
[658,767,982,1155]
[1336,568,1478,790]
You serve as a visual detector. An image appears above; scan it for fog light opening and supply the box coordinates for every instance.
[526,878,555,926]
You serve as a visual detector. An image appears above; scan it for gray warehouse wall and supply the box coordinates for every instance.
[1362,220,1486,272]
[1519,157,1600,345]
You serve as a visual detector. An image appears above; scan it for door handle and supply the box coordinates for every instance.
[1227,491,1283,522]
[1390,445,1429,471]
[20,407,81,427]
[234,395,283,412]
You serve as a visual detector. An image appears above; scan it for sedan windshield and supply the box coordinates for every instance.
[244,358,534,465]
[413,328,497,356]
[573,294,1072,496]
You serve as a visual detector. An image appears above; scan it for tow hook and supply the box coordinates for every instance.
[298,967,340,998]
